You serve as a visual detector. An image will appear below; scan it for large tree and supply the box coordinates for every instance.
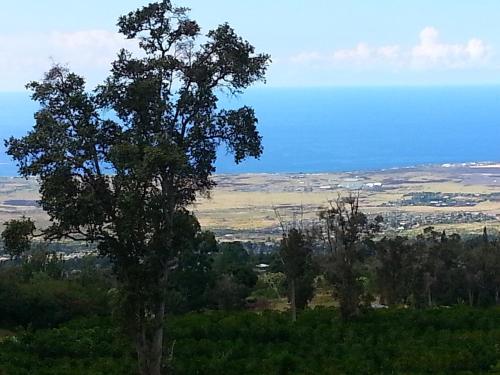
[4,1,269,374]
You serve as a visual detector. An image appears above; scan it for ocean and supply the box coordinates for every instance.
[1,86,500,175]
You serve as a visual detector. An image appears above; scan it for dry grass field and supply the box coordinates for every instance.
[193,163,500,239]
[1,162,500,240]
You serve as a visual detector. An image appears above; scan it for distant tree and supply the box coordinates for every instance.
[214,242,251,272]
[433,232,464,305]
[487,240,500,305]
[165,212,217,313]
[279,228,314,321]
[209,274,250,310]
[260,271,286,299]
[3,1,269,374]
[373,236,409,306]
[211,241,258,308]
[21,243,65,281]
[1,217,35,259]
[459,235,500,307]
[319,194,382,319]
[489,243,500,305]
[416,227,443,307]
[295,269,316,310]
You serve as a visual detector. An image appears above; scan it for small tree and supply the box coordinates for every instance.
[319,194,382,319]
[3,2,269,374]
[211,241,258,309]
[373,236,411,306]
[261,271,286,299]
[279,228,314,321]
[1,217,35,259]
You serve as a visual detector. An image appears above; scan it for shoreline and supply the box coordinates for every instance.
[213,160,500,177]
[2,160,500,179]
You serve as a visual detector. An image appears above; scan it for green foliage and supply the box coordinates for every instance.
[1,217,35,258]
[4,0,269,371]
[166,222,218,314]
[214,242,250,271]
[279,228,315,318]
[369,229,500,308]
[20,244,65,281]
[280,229,310,280]
[0,318,135,375]
[0,267,110,329]
[208,274,251,310]
[1,307,498,374]
[211,242,258,309]
[319,195,382,319]
[257,272,286,299]
[150,307,500,374]
[373,236,412,306]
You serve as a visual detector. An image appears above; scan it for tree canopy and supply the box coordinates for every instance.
[4,1,270,373]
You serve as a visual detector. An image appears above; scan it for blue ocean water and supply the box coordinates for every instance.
[1,86,500,175]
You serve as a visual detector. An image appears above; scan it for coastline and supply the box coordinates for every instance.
[2,160,500,179]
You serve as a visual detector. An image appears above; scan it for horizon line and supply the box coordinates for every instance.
[3,82,500,94]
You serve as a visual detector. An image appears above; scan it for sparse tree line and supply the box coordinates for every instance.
[1,207,500,373]
[277,195,500,321]
[8,195,497,328]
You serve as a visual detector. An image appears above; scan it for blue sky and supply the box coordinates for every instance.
[1,0,500,90]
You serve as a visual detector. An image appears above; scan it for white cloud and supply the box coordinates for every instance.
[466,38,488,60]
[411,26,490,68]
[333,43,371,61]
[290,51,322,64]
[0,30,136,90]
[377,45,400,60]
[49,30,134,67]
[290,43,401,67]
[289,27,491,70]
[332,43,401,63]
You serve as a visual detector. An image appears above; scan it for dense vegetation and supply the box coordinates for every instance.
[1,228,500,374]
[1,308,499,374]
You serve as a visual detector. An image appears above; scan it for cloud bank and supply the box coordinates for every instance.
[0,30,136,90]
[290,27,491,70]
[0,26,495,90]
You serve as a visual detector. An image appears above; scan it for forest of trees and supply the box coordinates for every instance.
[0,220,500,374]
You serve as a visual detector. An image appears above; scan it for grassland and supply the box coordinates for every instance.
[193,163,500,239]
[1,162,500,241]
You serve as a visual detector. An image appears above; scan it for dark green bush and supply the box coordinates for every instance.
[0,269,110,328]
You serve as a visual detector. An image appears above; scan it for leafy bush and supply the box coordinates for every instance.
[0,318,134,375]
[0,269,110,328]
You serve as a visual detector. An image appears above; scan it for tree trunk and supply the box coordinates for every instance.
[290,279,297,322]
[136,302,166,375]
[468,288,474,307]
